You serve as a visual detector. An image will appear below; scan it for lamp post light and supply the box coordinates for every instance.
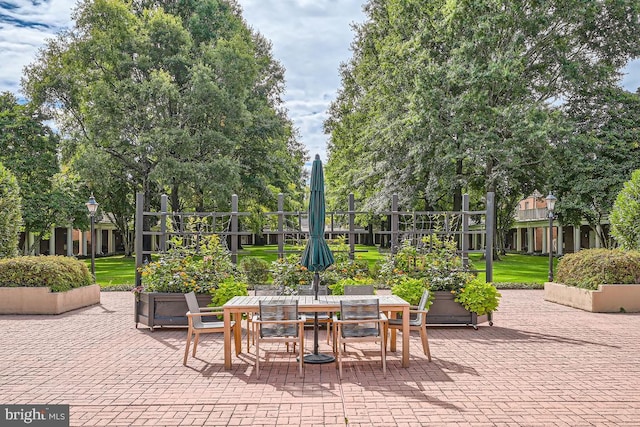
[85,194,99,279]
[546,193,557,282]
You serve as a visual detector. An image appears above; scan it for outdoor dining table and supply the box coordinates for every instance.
[222,294,411,369]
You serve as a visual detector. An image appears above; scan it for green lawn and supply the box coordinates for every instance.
[83,255,137,289]
[470,253,557,284]
[89,246,555,288]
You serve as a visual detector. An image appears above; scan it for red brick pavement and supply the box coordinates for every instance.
[1,290,640,426]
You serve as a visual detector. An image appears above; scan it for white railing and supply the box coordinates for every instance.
[516,208,548,221]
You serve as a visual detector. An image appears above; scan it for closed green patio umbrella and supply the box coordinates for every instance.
[301,154,335,364]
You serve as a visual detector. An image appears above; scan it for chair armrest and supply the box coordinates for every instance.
[199,306,224,312]
[186,311,224,318]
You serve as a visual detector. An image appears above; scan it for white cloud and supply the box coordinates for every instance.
[0,0,77,94]
[237,0,366,160]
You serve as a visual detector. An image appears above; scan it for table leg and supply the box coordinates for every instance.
[224,308,232,369]
[233,312,241,356]
[390,311,397,353]
[402,305,409,368]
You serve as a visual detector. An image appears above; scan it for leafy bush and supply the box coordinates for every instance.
[556,248,640,290]
[610,169,640,250]
[270,254,313,295]
[329,276,376,295]
[390,276,431,307]
[139,234,237,293]
[211,277,249,307]
[0,256,92,292]
[376,237,472,293]
[455,279,501,315]
[239,257,270,287]
[0,163,22,258]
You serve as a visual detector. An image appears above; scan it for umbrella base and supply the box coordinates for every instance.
[303,353,335,364]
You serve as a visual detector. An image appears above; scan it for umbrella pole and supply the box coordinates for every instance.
[304,272,335,364]
[314,272,319,354]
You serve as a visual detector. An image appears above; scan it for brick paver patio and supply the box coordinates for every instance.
[1,290,640,426]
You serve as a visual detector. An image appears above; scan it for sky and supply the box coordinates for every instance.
[1,0,639,164]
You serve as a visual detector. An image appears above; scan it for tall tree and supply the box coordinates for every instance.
[555,87,640,246]
[326,0,640,252]
[0,92,86,253]
[23,0,305,226]
[0,162,22,258]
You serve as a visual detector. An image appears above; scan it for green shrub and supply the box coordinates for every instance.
[0,163,22,258]
[610,169,640,250]
[210,277,249,307]
[271,254,314,295]
[329,276,376,295]
[239,257,270,287]
[556,248,640,290]
[139,234,237,293]
[391,276,431,307]
[455,279,501,315]
[0,256,92,292]
[376,237,473,293]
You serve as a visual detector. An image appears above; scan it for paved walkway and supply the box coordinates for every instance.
[1,290,640,426]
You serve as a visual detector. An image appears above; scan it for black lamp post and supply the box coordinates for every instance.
[85,194,99,279]
[546,193,557,282]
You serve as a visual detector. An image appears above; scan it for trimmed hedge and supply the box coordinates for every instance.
[0,256,93,292]
[556,248,640,290]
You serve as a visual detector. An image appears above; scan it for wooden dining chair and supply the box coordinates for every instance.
[252,300,306,378]
[332,298,387,378]
[183,291,237,365]
[247,284,284,351]
[386,289,432,361]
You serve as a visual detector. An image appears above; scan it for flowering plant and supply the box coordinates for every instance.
[138,234,238,294]
[271,254,314,295]
[377,237,472,294]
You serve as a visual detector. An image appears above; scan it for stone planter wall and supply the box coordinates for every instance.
[0,284,101,315]
[136,292,213,330]
[545,282,640,312]
[427,291,490,327]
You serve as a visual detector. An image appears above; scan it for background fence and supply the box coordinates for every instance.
[135,192,495,286]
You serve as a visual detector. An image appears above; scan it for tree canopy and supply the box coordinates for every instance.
[325,0,640,243]
[0,162,22,258]
[610,169,640,250]
[23,0,306,219]
[555,87,640,245]
[0,92,87,253]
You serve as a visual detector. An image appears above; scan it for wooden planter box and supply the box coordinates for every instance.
[427,291,491,328]
[135,292,212,330]
[0,284,101,315]
[545,282,640,312]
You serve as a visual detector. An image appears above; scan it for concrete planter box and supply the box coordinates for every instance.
[0,284,101,315]
[545,282,640,312]
[135,292,212,330]
[427,291,491,328]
